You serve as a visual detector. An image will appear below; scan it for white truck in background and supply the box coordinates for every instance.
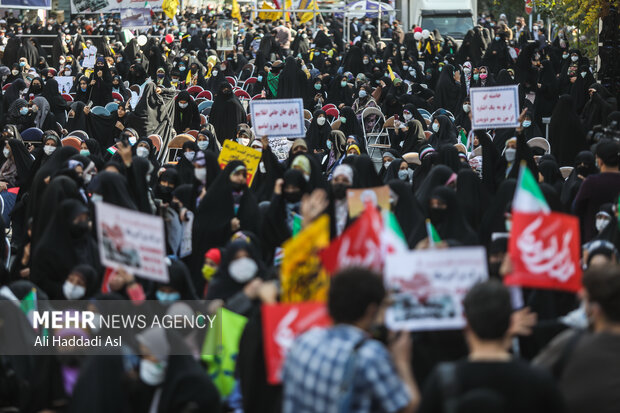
[400,0,477,42]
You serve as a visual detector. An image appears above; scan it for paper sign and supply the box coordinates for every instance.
[82,45,98,69]
[384,247,488,331]
[268,137,293,162]
[95,201,168,283]
[55,76,73,94]
[216,19,235,51]
[262,302,331,384]
[217,140,262,186]
[506,212,582,292]
[470,85,520,130]
[250,98,305,138]
[121,8,153,29]
[320,206,383,273]
[281,215,330,303]
[347,186,390,218]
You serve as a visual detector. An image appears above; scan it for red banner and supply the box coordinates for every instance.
[319,206,383,273]
[506,212,582,292]
[262,302,331,385]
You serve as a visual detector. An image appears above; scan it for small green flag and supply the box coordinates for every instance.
[459,129,468,147]
[20,288,36,321]
[426,219,442,246]
[292,213,303,237]
[201,308,248,397]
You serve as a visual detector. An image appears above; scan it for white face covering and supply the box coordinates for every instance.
[403,113,412,121]
[462,104,471,113]
[197,140,209,150]
[139,359,167,386]
[184,151,195,161]
[136,147,149,158]
[2,148,9,158]
[596,217,610,232]
[504,147,516,162]
[384,160,392,169]
[238,137,250,146]
[44,145,56,156]
[228,257,258,283]
[316,116,326,126]
[194,167,206,182]
[63,281,86,299]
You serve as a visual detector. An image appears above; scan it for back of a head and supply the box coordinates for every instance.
[328,267,385,324]
[583,265,620,323]
[463,280,512,340]
[596,139,620,167]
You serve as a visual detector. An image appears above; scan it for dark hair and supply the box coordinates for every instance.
[328,267,385,324]
[583,265,620,322]
[595,140,620,167]
[463,280,512,340]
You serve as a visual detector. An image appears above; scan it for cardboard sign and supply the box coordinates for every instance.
[216,19,235,51]
[262,302,331,384]
[55,76,74,94]
[347,186,390,218]
[384,247,488,331]
[470,85,520,130]
[217,140,262,186]
[82,45,98,69]
[320,206,383,273]
[281,215,330,303]
[268,137,293,162]
[250,98,305,138]
[95,201,168,283]
[506,212,582,292]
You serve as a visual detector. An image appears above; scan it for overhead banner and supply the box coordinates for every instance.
[217,140,262,186]
[0,0,51,9]
[506,212,582,292]
[470,85,520,130]
[250,98,305,138]
[121,8,153,30]
[95,201,169,283]
[384,247,488,331]
[71,0,162,14]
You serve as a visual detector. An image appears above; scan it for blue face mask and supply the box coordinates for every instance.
[257,75,263,82]
[179,66,186,72]
[314,83,321,90]
[81,86,87,92]
[19,107,28,115]
[522,120,532,128]
[156,290,180,303]
[326,140,332,150]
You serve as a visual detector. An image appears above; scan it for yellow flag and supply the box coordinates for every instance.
[297,0,316,24]
[231,0,241,22]
[283,0,292,20]
[387,64,395,81]
[162,0,178,20]
[258,1,280,21]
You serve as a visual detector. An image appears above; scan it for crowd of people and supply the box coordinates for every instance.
[0,6,617,413]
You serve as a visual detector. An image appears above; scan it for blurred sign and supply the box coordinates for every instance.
[250,98,305,138]
[470,85,520,130]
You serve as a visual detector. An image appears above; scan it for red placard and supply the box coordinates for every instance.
[262,302,331,385]
[319,206,383,273]
[506,212,582,292]
[525,0,533,15]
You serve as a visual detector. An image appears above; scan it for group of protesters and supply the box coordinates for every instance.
[0,5,617,413]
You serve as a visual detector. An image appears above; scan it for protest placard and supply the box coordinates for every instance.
[281,215,330,303]
[55,76,73,94]
[95,201,168,283]
[470,85,520,130]
[216,19,235,51]
[506,212,582,292]
[121,8,153,30]
[347,185,390,218]
[262,302,332,384]
[217,140,262,186]
[250,98,305,138]
[268,137,293,162]
[384,247,488,331]
[82,45,98,69]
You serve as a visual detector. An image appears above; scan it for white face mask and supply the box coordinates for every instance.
[128,136,137,146]
[463,104,471,113]
[403,113,412,121]
[571,55,579,62]
[316,117,326,126]
[184,151,195,161]
[178,102,188,109]
[238,137,250,146]
[63,281,86,299]
[211,70,218,77]
[384,160,392,169]
[136,146,149,158]
[2,148,9,158]
[194,167,206,182]
[228,257,258,283]
[432,123,439,133]
[259,161,266,173]
[140,359,167,386]
[197,140,209,150]
[504,147,516,162]
[596,217,610,232]
[44,145,56,156]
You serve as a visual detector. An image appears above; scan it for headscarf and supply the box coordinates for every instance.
[32,96,50,129]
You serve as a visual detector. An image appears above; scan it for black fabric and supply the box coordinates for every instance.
[549,95,587,166]
[209,82,247,144]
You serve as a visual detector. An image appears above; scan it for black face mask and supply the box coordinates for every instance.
[154,185,173,204]
[429,207,448,225]
[332,183,349,200]
[231,181,246,191]
[30,84,41,93]
[488,261,502,278]
[576,165,591,176]
[284,191,303,203]
[69,221,89,238]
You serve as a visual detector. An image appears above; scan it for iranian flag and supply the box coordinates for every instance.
[425,219,442,246]
[381,210,408,256]
[506,163,582,292]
